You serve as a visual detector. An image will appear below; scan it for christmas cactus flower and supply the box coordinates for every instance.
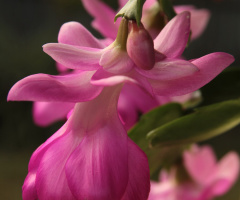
[10,12,234,129]
[12,79,150,199]
[42,12,233,97]
[149,145,240,200]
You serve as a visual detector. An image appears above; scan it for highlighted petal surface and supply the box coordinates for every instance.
[8,71,103,102]
[136,59,198,80]
[58,21,105,48]
[149,53,234,96]
[33,102,74,127]
[43,43,102,70]
[154,12,190,58]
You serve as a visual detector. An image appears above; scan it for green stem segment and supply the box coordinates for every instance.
[115,0,146,26]
[114,18,129,50]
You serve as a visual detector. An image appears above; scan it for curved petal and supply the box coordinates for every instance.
[33,102,74,127]
[65,120,128,200]
[22,173,38,200]
[58,21,105,48]
[149,52,234,96]
[210,152,239,195]
[154,12,190,58]
[36,132,81,200]
[65,86,129,200]
[136,58,198,80]
[56,62,69,73]
[29,122,70,171]
[82,0,118,39]
[43,43,102,70]
[174,6,210,40]
[8,71,103,102]
[100,47,134,73]
[121,139,150,200]
[183,145,217,185]
[91,68,137,86]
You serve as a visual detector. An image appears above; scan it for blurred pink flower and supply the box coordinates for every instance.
[81,0,210,40]
[149,145,240,200]
[21,85,150,200]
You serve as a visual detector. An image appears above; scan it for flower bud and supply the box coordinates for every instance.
[127,21,155,70]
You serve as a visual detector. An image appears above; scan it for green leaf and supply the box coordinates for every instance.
[115,0,145,26]
[147,99,240,147]
[201,67,240,105]
[128,103,185,177]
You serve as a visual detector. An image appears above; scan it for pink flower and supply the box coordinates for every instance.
[81,0,210,40]
[149,145,240,200]
[9,12,233,129]
[21,84,150,200]
[42,12,233,98]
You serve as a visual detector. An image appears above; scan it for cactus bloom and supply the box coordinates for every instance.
[19,84,150,200]
[149,145,240,200]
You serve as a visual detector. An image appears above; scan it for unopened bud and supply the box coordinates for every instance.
[127,21,155,70]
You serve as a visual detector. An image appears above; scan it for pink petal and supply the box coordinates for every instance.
[174,5,210,40]
[136,58,198,80]
[118,84,158,129]
[65,121,128,200]
[33,102,74,127]
[65,86,129,200]
[43,43,102,70]
[36,132,81,200]
[81,0,118,39]
[58,21,105,48]
[8,71,103,102]
[183,145,217,185]
[100,47,134,73]
[22,122,70,200]
[56,62,69,73]
[149,52,234,96]
[91,68,137,86]
[121,139,150,200]
[22,173,37,200]
[210,152,240,195]
[154,12,191,58]
[29,122,69,171]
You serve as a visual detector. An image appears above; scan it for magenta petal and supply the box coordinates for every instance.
[136,58,198,80]
[154,12,190,58]
[29,122,69,171]
[183,145,217,185]
[174,5,210,40]
[56,62,69,73]
[91,69,137,86]
[81,0,118,39]
[121,139,150,200]
[36,132,81,200]
[8,71,103,102]
[211,152,240,195]
[149,52,234,96]
[22,173,37,200]
[43,43,102,70]
[100,47,134,73]
[58,21,105,48]
[33,102,74,126]
[65,118,128,200]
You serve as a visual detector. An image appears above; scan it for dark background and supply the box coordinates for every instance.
[0,0,240,199]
